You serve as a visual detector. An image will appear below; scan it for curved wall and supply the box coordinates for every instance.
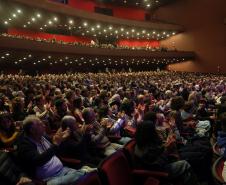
[155,0,226,73]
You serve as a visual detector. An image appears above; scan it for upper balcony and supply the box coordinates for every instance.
[1,0,184,42]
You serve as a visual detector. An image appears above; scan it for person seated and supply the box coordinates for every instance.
[17,115,86,185]
[134,121,199,185]
[0,150,34,185]
[0,111,21,148]
[53,98,72,129]
[33,94,55,131]
[196,99,215,121]
[65,90,76,113]
[0,93,11,112]
[59,115,95,165]
[82,108,122,157]
[181,101,196,121]
[12,97,33,122]
[119,98,142,136]
[97,105,131,145]
[33,95,54,121]
[72,96,85,125]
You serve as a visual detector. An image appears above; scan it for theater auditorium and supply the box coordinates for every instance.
[0,0,226,185]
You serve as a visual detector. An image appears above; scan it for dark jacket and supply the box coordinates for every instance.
[0,151,26,185]
[17,136,59,177]
[134,144,169,171]
[59,132,90,162]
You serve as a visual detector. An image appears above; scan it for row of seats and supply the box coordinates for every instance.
[77,150,160,185]
[76,139,177,185]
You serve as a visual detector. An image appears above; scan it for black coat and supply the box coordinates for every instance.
[0,151,26,185]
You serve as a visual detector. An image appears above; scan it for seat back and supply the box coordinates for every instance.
[124,139,136,153]
[213,142,222,157]
[76,171,102,185]
[212,157,225,184]
[123,139,136,167]
[99,150,133,185]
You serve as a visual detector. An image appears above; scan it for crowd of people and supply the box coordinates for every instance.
[1,71,226,185]
[1,33,172,52]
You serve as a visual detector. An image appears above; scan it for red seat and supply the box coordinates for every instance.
[59,156,82,168]
[76,171,102,185]
[212,157,225,184]
[99,150,160,185]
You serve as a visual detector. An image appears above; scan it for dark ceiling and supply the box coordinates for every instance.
[94,0,178,10]
[0,49,190,73]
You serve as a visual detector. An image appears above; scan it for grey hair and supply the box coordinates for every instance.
[61,115,76,130]
[23,115,40,135]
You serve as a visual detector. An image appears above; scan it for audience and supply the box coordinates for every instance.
[0,70,225,184]
[1,33,174,51]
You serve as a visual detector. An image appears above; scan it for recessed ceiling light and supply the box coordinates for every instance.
[4,21,8,25]
[37,13,41,18]
[17,9,22,14]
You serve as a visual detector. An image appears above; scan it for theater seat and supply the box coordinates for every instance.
[212,157,225,184]
[99,150,159,185]
[213,142,222,157]
[76,171,102,185]
[59,156,82,169]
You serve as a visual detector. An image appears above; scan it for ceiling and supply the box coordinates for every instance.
[0,49,189,73]
[94,0,178,10]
